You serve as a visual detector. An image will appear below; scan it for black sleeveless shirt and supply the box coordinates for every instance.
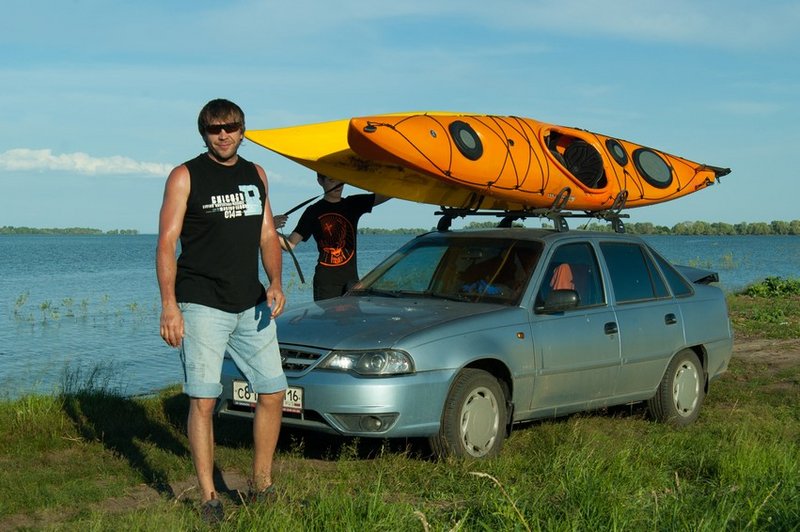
[176,154,266,312]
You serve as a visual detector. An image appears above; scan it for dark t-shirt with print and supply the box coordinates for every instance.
[293,194,375,300]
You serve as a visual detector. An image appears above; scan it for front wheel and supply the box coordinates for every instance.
[429,369,507,459]
[648,349,705,426]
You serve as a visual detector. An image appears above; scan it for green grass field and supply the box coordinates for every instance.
[1,281,798,530]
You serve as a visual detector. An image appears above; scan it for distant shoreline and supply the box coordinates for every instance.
[0,227,139,235]
[3,219,800,236]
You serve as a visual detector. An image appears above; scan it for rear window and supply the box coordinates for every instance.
[652,252,693,297]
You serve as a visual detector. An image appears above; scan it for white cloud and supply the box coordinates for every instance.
[0,148,173,177]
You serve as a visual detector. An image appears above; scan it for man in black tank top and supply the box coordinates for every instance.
[156,99,286,522]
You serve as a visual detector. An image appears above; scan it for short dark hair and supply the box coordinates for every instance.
[197,99,245,136]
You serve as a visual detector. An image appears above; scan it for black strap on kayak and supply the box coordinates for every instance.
[278,182,345,284]
[280,232,305,284]
[282,182,344,216]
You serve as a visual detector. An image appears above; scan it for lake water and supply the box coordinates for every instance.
[1,233,798,399]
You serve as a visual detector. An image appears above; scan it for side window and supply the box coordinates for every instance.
[536,242,604,308]
[647,252,670,298]
[652,252,693,297]
[599,242,668,303]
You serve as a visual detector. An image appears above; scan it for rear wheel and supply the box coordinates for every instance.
[648,349,705,426]
[430,369,507,459]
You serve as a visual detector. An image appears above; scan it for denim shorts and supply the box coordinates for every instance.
[179,301,287,398]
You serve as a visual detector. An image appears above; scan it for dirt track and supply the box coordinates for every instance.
[731,337,800,371]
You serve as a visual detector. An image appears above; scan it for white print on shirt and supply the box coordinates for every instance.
[202,184,262,219]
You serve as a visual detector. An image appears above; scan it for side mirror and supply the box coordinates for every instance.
[539,289,580,313]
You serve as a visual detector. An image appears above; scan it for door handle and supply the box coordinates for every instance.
[604,322,618,335]
[664,313,678,325]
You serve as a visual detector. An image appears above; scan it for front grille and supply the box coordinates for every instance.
[280,345,327,373]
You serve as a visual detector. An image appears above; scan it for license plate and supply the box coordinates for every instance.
[232,380,303,414]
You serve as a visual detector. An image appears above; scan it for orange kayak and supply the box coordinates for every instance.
[347,113,730,212]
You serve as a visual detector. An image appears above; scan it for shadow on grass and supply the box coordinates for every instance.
[510,401,651,436]
[208,404,649,462]
[60,389,241,501]
[58,376,427,507]
[61,389,191,498]
[211,412,433,462]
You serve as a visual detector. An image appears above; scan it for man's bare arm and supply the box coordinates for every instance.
[257,165,286,317]
[156,165,189,347]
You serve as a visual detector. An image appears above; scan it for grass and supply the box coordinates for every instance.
[1,281,799,530]
[728,277,800,339]
[11,291,154,324]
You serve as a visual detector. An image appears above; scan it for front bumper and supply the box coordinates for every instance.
[217,356,455,438]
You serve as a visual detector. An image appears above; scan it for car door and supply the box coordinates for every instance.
[529,242,621,413]
[599,241,684,399]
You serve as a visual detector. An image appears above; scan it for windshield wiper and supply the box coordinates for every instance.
[353,287,403,298]
[427,291,470,302]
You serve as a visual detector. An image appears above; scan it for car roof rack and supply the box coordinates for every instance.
[436,188,629,233]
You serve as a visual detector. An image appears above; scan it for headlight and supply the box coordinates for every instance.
[318,349,415,376]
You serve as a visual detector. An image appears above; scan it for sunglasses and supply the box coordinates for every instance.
[205,122,242,135]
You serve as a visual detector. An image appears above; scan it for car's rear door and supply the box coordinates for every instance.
[599,241,684,399]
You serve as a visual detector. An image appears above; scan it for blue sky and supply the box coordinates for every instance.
[1,1,798,233]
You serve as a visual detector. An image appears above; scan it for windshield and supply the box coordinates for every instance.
[352,236,543,305]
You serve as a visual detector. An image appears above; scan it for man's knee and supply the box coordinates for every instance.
[189,397,218,417]
[257,390,285,408]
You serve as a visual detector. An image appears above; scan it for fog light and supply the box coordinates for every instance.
[360,416,383,431]
[330,413,399,433]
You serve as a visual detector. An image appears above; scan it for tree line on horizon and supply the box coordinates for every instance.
[556,219,800,235]
[0,226,139,235]
[359,219,800,236]
[3,219,800,236]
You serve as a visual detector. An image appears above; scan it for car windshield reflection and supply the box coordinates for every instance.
[353,236,543,306]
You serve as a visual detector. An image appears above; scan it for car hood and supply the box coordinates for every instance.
[276,295,503,350]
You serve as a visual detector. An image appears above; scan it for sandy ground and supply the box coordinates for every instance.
[727,337,800,372]
[3,337,799,530]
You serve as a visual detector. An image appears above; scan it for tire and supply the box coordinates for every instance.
[429,369,507,459]
[648,349,705,426]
